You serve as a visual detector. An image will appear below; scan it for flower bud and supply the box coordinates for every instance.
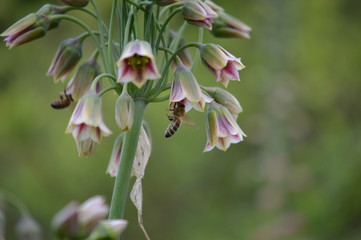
[115,91,134,131]
[52,202,79,239]
[203,87,242,116]
[212,12,251,39]
[200,44,245,87]
[78,196,109,235]
[88,220,128,240]
[15,215,42,240]
[204,0,224,13]
[66,57,101,101]
[169,30,192,68]
[153,0,179,6]
[182,0,218,30]
[1,4,67,48]
[47,37,83,83]
[59,0,89,8]
[107,133,125,177]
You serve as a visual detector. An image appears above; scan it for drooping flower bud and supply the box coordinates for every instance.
[204,0,224,13]
[52,202,79,239]
[78,196,109,236]
[47,37,83,83]
[204,101,246,152]
[200,43,245,87]
[182,0,218,30]
[65,90,112,156]
[115,91,134,131]
[117,40,161,88]
[59,0,89,8]
[152,0,180,6]
[1,5,67,49]
[88,220,128,240]
[65,57,101,101]
[203,87,242,117]
[169,30,192,68]
[107,133,125,177]
[212,12,252,39]
[170,60,212,112]
[15,215,42,240]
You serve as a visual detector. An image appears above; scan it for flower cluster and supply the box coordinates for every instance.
[2,0,252,238]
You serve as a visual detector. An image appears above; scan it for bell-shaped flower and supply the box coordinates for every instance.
[88,220,128,240]
[204,101,246,152]
[202,87,242,117]
[66,57,101,101]
[48,36,83,83]
[59,0,89,8]
[170,61,212,112]
[15,215,42,240]
[204,0,224,13]
[115,90,134,131]
[182,0,218,30]
[52,202,80,239]
[200,44,245,87]
[1,5,66,49]
[212,12,252,39]
[78,196,109,235]
[117,40,161,88]
[65,90,112,157]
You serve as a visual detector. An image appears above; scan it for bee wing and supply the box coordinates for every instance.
[181,114,195,126]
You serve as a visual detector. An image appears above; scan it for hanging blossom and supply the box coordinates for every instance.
[117,40,161,88]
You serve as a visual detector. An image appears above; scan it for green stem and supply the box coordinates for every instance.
[108,0,118,75]
[0,189,29,216]
[109,99,148,219]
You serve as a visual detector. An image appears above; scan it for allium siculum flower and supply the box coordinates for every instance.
[204,101,246,152]
[66,90,112,156]
[59,0,89,8]
[0,4,66,49]
[200,43,245,87]
[212,12,252,39]
[15,215,42,240]
[48,37,83,83]
[65,57,101,101]
[52,202,79,238]
[115,91,134,131]
[182,0,218,30]
[117,40,161,88]
[170,61,212,112]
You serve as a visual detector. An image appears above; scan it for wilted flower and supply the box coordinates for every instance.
[212,12,252,39]
[52,202,79,238]
[66,57,101,101]
[88,220,128,240]
[202,87,242,117]
[115,91,134,131]
[204,101,246,152]
[170,61,212,112]
[15,215,42,240]
[78,196,109,235]
[117,40,161,88]
[65,90,112,156]
[182,0,218,30]
[47,37,83,83]
[59,0,89,8]
[1,5,66,49]
[200,43,245,87]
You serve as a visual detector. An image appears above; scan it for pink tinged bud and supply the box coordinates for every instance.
[107,133,125,177]
[200,44,245,87]
[212,12,252,39]
[47,37,83,83]
[1,5,66,49]
[15,215,42,240]
[78,196,109,235]
[204,102,246,152]
[117,40,161,88]
[182,0,218,30]
[66,58,101,101]
[52,202,80,239]
[115,92,134,131]
[59,0,89,8]
[204,0,224,13]
[203,87,242,116]
[170,63,212,112]
[66,91,112,157]
[88,220,128,240]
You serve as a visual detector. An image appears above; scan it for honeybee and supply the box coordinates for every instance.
[165,102,195,138]
[51,90,73,109]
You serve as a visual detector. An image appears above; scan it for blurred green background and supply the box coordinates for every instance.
[1,0,361,239]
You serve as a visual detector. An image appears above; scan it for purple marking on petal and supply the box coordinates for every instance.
[170,79,185,102]
[221,62,240,80]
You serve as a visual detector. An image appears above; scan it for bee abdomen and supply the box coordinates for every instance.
[51,93,73,109]
[165,121,181,138]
